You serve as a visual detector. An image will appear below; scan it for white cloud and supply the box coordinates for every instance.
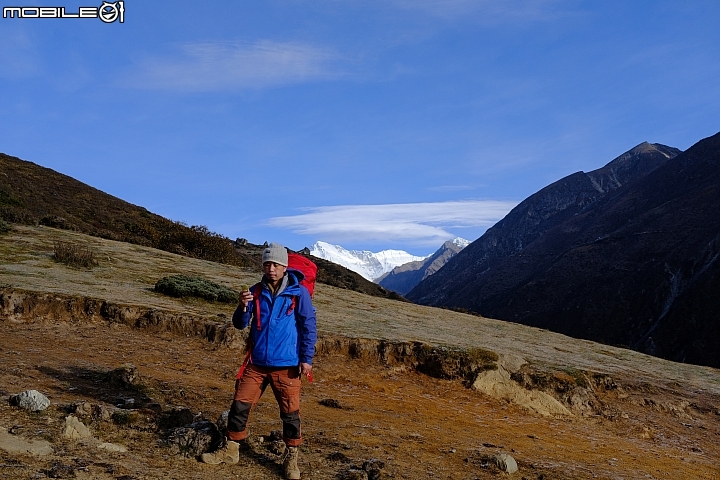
[122,40,345,92]
[268,200,517,245]
[390,0,571,23]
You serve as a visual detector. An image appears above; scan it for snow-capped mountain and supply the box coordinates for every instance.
[309,241,430,281]
[451,237,470,249]
[377,237,471,295]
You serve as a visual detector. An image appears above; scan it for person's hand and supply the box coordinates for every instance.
[240,290,253,309]
[299,362,312,377]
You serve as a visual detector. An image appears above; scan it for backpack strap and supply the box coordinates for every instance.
[236,350,252,378]
[251,283,262,331]
[286,296,296,316]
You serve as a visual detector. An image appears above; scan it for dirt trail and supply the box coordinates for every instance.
[1,226,720,479]
[1,311,719,479]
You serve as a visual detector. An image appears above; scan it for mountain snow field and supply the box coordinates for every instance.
[310,239,469,281]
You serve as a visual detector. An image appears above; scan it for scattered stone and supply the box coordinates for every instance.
[319,398,343,409]
[107,363,139,389]
[268,439,286,456]
[0,426,53,456]
[9,424,23,434]
[97,442,128,453]
[166,420,221,457]
[327,451,352,463]
[117,397,136,409]
[74,401,93,418]
[62,416,92,440]
[160,406,194,429]
[45,462,75,478]
[144,402,163,414]
[343,468,369,480]
[216,410,229,433]
[72,402,116,421]
[95,404,116,421]
[491,453,518,474]
[363,458,385,480]
[566,387,598,415]
[112,410,140,426]
[9,390,50,412]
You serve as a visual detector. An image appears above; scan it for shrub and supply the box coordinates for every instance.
[155,275,239,303]
[0,218,10,234]
[53,241,97,268]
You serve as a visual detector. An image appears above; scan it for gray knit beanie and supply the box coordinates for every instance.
[262,242,288,266]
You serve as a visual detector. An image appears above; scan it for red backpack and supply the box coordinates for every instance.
[287,252,317,298]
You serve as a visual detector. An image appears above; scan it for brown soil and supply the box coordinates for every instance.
[1,226,720,480]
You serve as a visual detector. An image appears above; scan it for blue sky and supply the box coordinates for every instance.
[1,1,719,255]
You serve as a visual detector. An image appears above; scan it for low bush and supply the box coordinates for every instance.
[0,219,10,234]
[53,241,97,268]
[155,275,239,303]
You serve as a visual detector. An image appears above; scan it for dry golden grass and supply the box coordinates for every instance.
[1,225,720,480]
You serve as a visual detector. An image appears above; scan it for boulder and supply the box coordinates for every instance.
[107,363,140,389]
[166,420,221,457]
[62,416,92,440]
[491,453,518,473]
[0,427,53,456]
[9,390,50,412]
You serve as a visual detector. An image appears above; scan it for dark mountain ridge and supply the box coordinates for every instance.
[409,134,720,368]
[408,142,681,305]
[378,239,465,295]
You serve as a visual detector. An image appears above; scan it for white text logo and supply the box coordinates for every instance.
[3,2,125,23]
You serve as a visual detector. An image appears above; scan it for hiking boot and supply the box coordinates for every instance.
[200,440,240,465]
[283,446,301,479]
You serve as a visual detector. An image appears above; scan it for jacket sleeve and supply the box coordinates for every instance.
[296,286,317,365]
[232,287,256,329]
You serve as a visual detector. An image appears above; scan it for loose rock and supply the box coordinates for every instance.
[97,442,128,453]
[9,390,50,412]
[0,427,53,456]
[160,406,194,429]
[62,416,92,440]
[343,468,369,480]
[107,363,140,389]
[491,453,518,473]
[166,420,221,457]
[216,410,229,433]
[46,462,75,478]
[363,458,385,480]
[319,398,343,409]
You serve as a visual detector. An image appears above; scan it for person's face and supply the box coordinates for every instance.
[263,262,286,282]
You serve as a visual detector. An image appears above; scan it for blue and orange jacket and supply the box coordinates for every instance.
[232,270,317,367]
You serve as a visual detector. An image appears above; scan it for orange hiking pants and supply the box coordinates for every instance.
[226,364,302,447]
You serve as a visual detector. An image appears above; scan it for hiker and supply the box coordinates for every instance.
[201,242,317,480]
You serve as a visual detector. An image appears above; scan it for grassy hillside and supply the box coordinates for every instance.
[0,152,399,301]
[1,225,720,479]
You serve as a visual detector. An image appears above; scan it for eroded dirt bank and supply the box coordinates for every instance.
[1,288,720,479]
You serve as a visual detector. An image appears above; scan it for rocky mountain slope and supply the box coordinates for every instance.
[377,238,469,295]
[408,134,720,368]
[1,225,719,479]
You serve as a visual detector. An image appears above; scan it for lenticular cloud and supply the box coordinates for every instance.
[268,200,517,245]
